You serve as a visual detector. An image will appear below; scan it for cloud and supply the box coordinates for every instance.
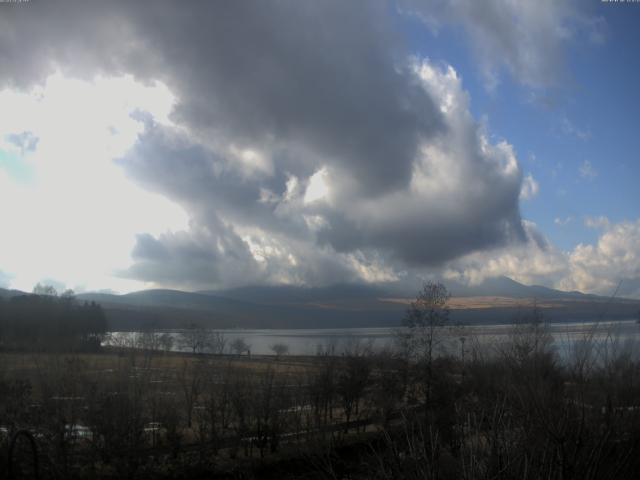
[2,1,535,290]
[309,61,526,265]
[444,218,640,299]
[584,215,610,229]
[554,216,574,226]
[560,219,640,296]
[520,173,540,200]
[401,0,604,88]
[123,221,399,290]
[0,1,442,289]
[443,221,568,287]
[0,74,187,293]
[116,59,526,289]
[124,225,261,290]
[579,160,598,180]
[0,1,572,291]
[0,0,446,197]
[560,117,590,141]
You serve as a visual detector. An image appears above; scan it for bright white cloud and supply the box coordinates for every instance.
[304,167,330,204]
[444,218,640,298]
[228,144,273,179]
[561,219,640,296]
[554,216,574,226]
[444,221,567,287]
[0,73,188,292]
[520,173,539,200]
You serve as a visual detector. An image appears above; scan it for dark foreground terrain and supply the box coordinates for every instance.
[3,286,640,479]
[3,323,640,479]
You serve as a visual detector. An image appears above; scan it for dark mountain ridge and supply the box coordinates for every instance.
[2,276,638,330]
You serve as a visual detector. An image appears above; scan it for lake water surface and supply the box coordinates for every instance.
[108,319,640,360]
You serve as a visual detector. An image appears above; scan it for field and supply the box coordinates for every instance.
[0,347,400,479]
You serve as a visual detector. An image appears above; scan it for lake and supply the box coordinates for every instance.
[107,319,640,360]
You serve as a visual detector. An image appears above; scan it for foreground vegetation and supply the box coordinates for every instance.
[2,283,640,479]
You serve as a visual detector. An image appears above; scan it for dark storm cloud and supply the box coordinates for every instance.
[124,225,260,289]
[146,0,443,196]
[1,0,443,196]
[119,121,312,241]
[125,224,362,290]
[317,206,524,266]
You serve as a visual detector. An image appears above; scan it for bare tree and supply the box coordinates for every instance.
[197,362,234,454]
[176,359,204,429]
[209,331,227,355]
[337,348,371,430]
[371,351,406,427]
[503,302,554,367]
[270,342,289,359]
[178,323,213,354]
[158,332,174,353]
[401,281,451,406]
[230,337,250,356]
[307,355,337,429]
[251,367,287,457]
[229,371,252,458]
[139,328,162,353]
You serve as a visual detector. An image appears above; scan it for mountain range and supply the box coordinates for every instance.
[2,276,639,330]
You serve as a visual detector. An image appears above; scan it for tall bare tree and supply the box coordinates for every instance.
[402,281,450,406]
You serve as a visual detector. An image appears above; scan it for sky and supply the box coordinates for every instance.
[0,0,639,297]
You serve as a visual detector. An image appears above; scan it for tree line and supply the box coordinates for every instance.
[0,284,107,351]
